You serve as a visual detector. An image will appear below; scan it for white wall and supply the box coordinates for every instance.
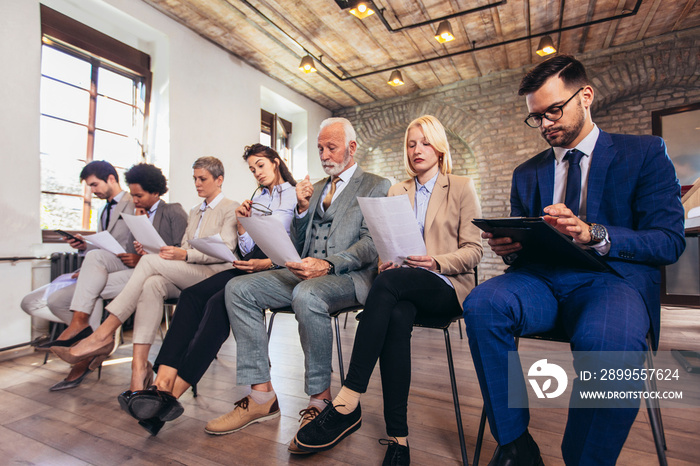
[0,0,331,347]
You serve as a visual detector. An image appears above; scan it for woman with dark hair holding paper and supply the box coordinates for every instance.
[122,144,296,435]
[293,115,483,464]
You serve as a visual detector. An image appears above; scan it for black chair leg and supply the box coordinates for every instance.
[473,407,487,466]
[458,319,464,340]
[192,383,198,398]
[43,322,63,364]
[443,328,469,465]
[266,311,277,341]
[644,377,668,465]
[334,315,345,385]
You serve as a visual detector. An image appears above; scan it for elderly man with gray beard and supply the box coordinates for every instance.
[204,117,390,454]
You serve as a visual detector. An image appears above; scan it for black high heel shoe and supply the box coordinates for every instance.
[117,362,153,414]
[128,386,184,422]
[138,417,166,436]
[36,327,93,352]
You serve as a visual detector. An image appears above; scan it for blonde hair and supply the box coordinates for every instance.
[403,115,452,178]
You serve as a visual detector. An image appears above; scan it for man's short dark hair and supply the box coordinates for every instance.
[518,54,590,96]
[80,160,119,183]
[124,163,168,195]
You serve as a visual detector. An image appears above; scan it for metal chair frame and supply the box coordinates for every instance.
[265,305,364,385]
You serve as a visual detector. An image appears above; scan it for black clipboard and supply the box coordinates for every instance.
[472,217,610,272]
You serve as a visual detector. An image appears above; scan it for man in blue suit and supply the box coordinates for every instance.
[463,55,685,465]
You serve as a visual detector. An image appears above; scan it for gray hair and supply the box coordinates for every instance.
[319,117,357,149]
[192,156,224,179]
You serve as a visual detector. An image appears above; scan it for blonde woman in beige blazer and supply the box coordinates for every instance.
[294,115,483,464]
[53,157,240,392]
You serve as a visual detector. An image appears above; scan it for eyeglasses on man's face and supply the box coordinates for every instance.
[249,185,273,216]
[524,87,584,128]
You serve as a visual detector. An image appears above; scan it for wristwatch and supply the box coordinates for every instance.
[325,260,335,275]
[585,223,607,245]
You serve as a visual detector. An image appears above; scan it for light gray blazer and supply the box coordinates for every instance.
[151,201,188,247]
[88,191,136,253]
[291,166,391,304]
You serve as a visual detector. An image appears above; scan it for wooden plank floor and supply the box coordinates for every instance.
[0,306,698,465]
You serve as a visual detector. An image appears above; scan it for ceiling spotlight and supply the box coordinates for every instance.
[536,35,556,57]
[299,55,317,73]
[347,1,374,19]
[435,20,455,43]
[387,70,404,87]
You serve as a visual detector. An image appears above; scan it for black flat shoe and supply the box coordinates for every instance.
[36,327,93,351]
[294,401,362,452]
[138,417,165,436]
[49,368,93,391]
[380,439,410,466]
[129,386,184,422]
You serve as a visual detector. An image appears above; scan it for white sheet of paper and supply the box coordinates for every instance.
[357,196,427,264]
[238,216,301,266]
[121,213,166,254]
[84,231,127,255]
[188,234,236,263]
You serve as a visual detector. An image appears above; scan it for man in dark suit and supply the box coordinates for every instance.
[463,55,685,465]
[205,118,390,450]
[36,163,187,390]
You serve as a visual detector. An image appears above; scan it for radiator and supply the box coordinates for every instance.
[50,252,84,280]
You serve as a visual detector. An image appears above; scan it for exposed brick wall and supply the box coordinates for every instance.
[335,28,700,282]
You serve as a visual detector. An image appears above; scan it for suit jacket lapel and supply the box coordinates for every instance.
[537,149,555,216]
[425,172,448,232]
[301,177,327,256]
[108,193,131,233]
[328,166,364,238]
[151,200,165,232]
[586,130,615,221]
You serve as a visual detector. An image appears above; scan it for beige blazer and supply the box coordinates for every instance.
[181,197,240,264]
[389,172,483,304]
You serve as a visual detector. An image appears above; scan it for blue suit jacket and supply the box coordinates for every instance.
[510,130,685,348]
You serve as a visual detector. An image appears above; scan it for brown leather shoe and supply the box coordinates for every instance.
[288,406,321,454]
[205,395,280,435]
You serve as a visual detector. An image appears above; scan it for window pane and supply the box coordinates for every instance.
[98,67,134,103]
[94,129,141,168]
[40,77,90,125]
[41,154,86,196]
[96,95,135,136]
[41,193,84,230]
[40,115,88,159]
[41,45,91,90]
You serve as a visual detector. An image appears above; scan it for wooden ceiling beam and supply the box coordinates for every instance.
[602,0,627,49]
[635,0,663,40]
[578,0,598,54]
[672,0,697,31]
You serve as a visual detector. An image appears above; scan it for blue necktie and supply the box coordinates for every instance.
[564,149,583,216]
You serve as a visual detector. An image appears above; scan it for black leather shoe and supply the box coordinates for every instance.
[118,390,135,414]
[128,386,184,422]
[380,438,410,466]
[36,327,93,351]
[294,401,362,452]
[138,417,165,436]
[488,429,544,466]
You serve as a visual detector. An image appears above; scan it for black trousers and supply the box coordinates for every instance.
[153,268,246,385]
[344,267,462,437]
